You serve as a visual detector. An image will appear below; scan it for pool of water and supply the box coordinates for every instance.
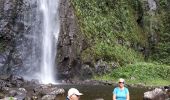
[56,84,149,100]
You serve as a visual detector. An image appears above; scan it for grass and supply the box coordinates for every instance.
[94,62,170,86]
[71,0,146,63]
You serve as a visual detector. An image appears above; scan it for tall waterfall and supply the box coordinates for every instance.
[39,0,60,84]
[22,0,60,84]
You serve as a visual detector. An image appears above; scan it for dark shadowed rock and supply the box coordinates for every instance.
[57,0,84,80]
[80,64,93,79]
[164,86,170,98]
[0,93,5,99]
[0,80,7,87]
[95,59,111,75]
[8,75,23,83]
[0,54,6,68]
[31,95,38,100]
[30,79,40,85]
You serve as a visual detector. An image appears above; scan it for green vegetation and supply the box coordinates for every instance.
[71,0,146,65]
[94,62,170,86]
[150,0,170,65]
[0,40,7,52]
[71,0,170,86]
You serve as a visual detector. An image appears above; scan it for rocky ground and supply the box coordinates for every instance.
[0,75,169,100]
[0,75,65,100]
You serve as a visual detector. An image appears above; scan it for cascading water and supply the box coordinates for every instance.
[148,0,157,11]
[21,0,60,84]
[39,0,60,84]
[147,0,157,44]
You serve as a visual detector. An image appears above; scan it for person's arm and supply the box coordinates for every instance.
[126,93,130,100]
[126,88,130,100]
[113,94,116,100]
[112,88,117,100]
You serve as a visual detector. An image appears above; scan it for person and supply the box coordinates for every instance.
[66,88,83,100]
[113,78,130,100]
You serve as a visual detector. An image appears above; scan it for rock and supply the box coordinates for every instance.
[18,88,27,93]
[11,80,24,87]
[9,90,17,97]
[164,86,170,92]
[0,75,10,81]
[57,0,84,80]
[33,85,65,96]
[9,75,24,82]
[49,88,65,95]
[41,95,56,100]
[1,87,10,92]
[30,79,39,85]
[31,95,38,100]
[164,86,170,98]
[95,98,104,100]
[0,93,5,99]
[95,59,111,75]
[14,93,27,100]
[7,88,27,100]
[0,54,6,68]
[0,80,7,88]
[0,97,17,100]
[80,64,93,79]
[7,75,24,87]
[144,88,169,100]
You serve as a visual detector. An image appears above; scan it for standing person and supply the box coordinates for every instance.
[66,88,83,100]
[113,78,130,100]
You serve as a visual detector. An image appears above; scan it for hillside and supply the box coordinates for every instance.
[71,0,170,85]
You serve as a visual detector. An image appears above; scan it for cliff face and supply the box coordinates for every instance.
[0,0,169,80]
[0,0,85,79]
[0,0,24,74]
[56,0,84,79]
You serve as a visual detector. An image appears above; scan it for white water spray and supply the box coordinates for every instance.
[39,0,60,84]
[148,0,157,11]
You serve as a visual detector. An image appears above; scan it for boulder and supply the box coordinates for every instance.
[80,64,93,79]
[144,88,169,100]
[95,59,111,75]
[41,95,56,100]
[33,85,65,96]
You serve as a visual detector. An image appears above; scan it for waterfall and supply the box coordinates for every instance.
[21,0,60,84]
[148,0,157,11]
[39,0,60,84]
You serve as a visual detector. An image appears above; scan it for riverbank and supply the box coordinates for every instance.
[93,62,170,87]
[93,78,170,87]
[0,74,169,100]
[60,79,169,90]
[61,79,170,99]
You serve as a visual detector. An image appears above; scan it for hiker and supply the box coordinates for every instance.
[66,88,83,100]
[113,78,130,100]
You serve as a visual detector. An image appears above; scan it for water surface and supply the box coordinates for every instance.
[56,84,148,100]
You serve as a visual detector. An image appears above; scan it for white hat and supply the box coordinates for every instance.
[119,78,125,83]
[68,88,83,98]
